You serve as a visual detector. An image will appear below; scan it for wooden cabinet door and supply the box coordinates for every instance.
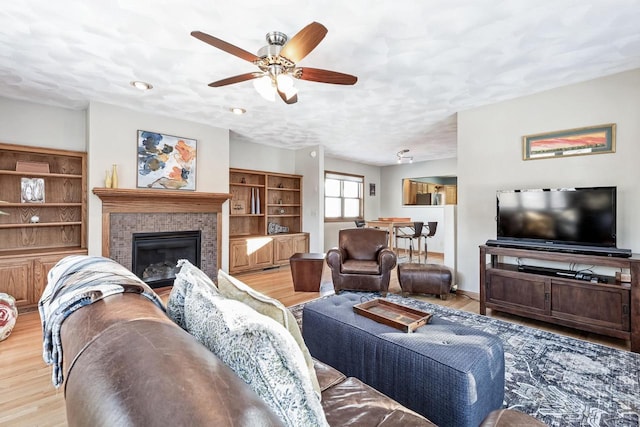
[0,259,31,308]
[444,185,457,205]
[486,269,549,316]
[273,236,294,264]
[229,239,251,272]
[253,238,274,268]
[230,237,274,273]
[33,254,69,305]
[292,234,309,254]
[409,181,417,204]
[273,234,309,265]
[551,280,630,331]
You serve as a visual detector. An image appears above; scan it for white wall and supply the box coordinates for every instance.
[380,158,457,256]
[229,138,296,174]
[295,145,324,253]
[323,156,381,251]
[457,68,640,292]
[0,97,85,151]
[86,101,231,268]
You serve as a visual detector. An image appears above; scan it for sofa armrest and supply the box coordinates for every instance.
[378,248,397,273]
[61,293,283,427]
[313,358,346,392]
[60,293,173,370]
[321,377,435,427]
[326,247,345,271]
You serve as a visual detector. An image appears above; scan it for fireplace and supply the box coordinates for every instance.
[132,230,201,288]
[93,188,230,283]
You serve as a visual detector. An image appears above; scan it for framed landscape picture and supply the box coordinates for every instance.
[137,130,197,190]
[522,123,616,160]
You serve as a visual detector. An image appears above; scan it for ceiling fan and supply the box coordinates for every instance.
[191,22,357,104]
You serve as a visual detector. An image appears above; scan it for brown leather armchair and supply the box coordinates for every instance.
[326,228,397,296]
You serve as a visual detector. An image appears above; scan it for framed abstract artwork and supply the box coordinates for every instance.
[21,177,45,203]
[522,123,616,160]
[137,130,197,190]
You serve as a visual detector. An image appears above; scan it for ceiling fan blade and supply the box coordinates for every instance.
[279,22,327,63]
[191,30,260,63]
[208,72,264,87]
[296,67,358,85]
[277,87,298,104]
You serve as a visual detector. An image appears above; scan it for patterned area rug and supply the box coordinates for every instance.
[289,293,640,427]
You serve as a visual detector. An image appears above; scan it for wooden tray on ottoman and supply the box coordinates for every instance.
[353,299,433,333]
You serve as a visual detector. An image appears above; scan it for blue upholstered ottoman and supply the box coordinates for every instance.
[302,293,505,427]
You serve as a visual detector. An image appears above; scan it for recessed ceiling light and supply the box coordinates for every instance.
[130,80,153,90]
[230,107,246,115]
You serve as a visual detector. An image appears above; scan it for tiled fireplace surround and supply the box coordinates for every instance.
[93,188,231,280]
[111,213,215,277]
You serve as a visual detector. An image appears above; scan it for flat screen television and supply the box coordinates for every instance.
[495,187,621,253]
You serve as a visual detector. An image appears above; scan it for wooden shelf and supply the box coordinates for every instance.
[231,183,265,188]
[93,188,231,214]
[0,202,82,207]
[229,233,271,239]
[229,168,306,273]
[0,246,86,259]
[268,187,300,192]
[0,170,82,179]
[0,142,87,312]
[0,221,82,229]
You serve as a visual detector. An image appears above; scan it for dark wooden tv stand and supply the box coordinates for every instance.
[479,245,640,353]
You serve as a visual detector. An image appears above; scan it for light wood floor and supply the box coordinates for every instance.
[0,253,629,426]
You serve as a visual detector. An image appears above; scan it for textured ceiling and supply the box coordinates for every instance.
[1,1,640,165]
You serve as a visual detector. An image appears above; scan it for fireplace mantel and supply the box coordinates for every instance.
[93,187,231,214]
[93,188,231,271]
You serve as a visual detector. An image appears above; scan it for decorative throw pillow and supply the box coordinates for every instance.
[166,259,219,329]
[0,293,18,341]
[217,270,321,397]
[184,285,328,427]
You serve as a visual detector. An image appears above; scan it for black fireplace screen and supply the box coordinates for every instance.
[132,230,201,288]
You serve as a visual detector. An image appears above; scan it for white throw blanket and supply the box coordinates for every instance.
[39,255,165,388]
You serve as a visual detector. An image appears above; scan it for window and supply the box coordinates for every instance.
[325,171,364,221]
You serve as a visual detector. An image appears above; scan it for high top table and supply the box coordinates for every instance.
[365,218,414,250]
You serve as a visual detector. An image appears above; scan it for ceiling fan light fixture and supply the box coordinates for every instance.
[192,22,357,105]
[284,85,298,101]
[253,75,276,102]
[276,73,294,90]
[276,73,298,100]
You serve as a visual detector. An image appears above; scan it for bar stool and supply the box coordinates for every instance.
[395,221,424,263]
[421,221,438,262]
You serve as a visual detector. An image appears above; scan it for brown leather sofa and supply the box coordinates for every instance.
[60,292,435,426]
[59,291,544,426]
[326,228,397,296]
